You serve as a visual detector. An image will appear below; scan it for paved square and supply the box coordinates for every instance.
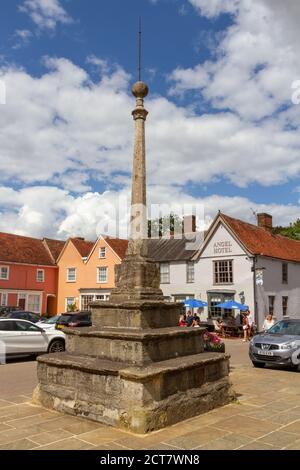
[0,340,300,450]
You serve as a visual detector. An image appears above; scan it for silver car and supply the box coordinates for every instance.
[249,319,300,370]
[0,318,65,362]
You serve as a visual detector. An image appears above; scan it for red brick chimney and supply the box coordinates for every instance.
[257,213,273,232]
[183,215,196,233]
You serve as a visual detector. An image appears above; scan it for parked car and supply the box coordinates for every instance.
[0,306,22,316]
[55,311,92,330]
[0,319,65,359]
[3,311,41,323]
[36,315,61,330]
[249,319,300,369]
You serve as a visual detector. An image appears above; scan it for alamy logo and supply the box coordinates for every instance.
[291,80,300,105]
[0,340,6,365]
[0,79,6,105]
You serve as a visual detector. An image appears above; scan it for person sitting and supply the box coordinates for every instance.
[179,314,187,327]
[213,317,225,337]
[186,311,194,327]
[192,316,201,327]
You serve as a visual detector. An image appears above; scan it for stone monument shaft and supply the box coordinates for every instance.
[128,82,149,256]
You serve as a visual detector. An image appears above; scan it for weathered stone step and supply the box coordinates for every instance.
[64,326,205,365]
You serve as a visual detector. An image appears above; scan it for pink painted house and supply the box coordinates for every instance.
[0,233,65,316]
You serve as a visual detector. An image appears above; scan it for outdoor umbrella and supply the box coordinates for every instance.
[215,300,248,311]
[184,299,208,308]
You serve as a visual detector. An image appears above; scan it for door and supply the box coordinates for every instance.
[18,298,26,309]
[0,321,21,356]
[14,321,48,353]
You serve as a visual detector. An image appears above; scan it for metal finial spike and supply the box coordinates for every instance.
[138,16,142,81]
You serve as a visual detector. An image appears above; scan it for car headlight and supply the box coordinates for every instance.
[280,341,297,350]
[250,338,254,345]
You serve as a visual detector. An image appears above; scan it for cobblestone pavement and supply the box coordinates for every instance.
[0,342,300,450]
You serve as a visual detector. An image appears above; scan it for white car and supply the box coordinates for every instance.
[0,318,65,360]
[36,315,61,330]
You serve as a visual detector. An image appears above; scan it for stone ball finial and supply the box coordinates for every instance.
[132,81,149,98]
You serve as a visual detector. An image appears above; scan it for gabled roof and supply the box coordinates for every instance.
[0,232,58,266]
[219,213,300,263]
[70,238,95,258]
[148,233,202,262]
[43,238,65,262]
[104,237,128,260]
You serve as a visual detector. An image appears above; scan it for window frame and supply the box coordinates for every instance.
[268,295,275,315]
[213,260,233,285]
[67,267,77,283]
[1,292,8,306]
[282,296,288,317]
[36,269,45,283]
[97,266,108,284]
[0,266,9,280]
[282,263,288,284]
[186,261,195,284]
[65,297,76,311]
[99,247,106,259]
[160,262,170,284]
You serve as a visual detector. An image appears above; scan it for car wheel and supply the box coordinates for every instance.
[48,339,65,353]
[252,361,265,368]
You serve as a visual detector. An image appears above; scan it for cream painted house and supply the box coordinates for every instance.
[56,236,128,313]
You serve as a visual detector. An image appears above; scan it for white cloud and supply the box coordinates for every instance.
[1,56,300,194]
[188,0,240,18]
[19,0,73,31]
[171,0,300,121]
[0,185,298,239]
[12,29,33,49]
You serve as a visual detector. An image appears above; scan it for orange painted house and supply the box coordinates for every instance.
[56,236,128,313]
[0,233,65,315]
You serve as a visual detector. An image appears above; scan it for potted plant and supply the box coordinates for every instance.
[203,331,225,352]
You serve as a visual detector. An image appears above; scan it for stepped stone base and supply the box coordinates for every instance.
[33,352,234,434]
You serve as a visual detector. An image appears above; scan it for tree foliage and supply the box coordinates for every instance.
[273,218,300,240]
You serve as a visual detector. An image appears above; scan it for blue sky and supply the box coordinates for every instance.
[0,0,300,238]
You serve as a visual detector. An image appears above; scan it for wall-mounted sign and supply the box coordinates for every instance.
[213,241,233,254]
[255,269,264,286]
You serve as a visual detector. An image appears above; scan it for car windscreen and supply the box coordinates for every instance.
[47,316,60,324]
[268,321,300,336]
[57,315,74,323]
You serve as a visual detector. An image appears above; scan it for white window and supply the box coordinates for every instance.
[1,293,8,306]
[160,263,170,284]
[81,295,94,311]
[97,267,108,283]
[0,266,9,280]
[65,297,76,311]
[213,260,233,284]
[99,247,106,259]
[36,269,45,283]
[67,268,76,282]
[27,294,41,314]
[186,261,195,283]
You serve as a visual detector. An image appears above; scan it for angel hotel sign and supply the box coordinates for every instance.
[214,241,233,254]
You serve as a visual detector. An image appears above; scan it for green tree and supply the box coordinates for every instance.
[274,218,300,240]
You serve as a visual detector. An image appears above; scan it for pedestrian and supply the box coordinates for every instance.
[262,314,275,332]
[246,310,255,339]
[242,314,249,342]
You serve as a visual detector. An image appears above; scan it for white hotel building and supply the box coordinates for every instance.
[152,212,300,329]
